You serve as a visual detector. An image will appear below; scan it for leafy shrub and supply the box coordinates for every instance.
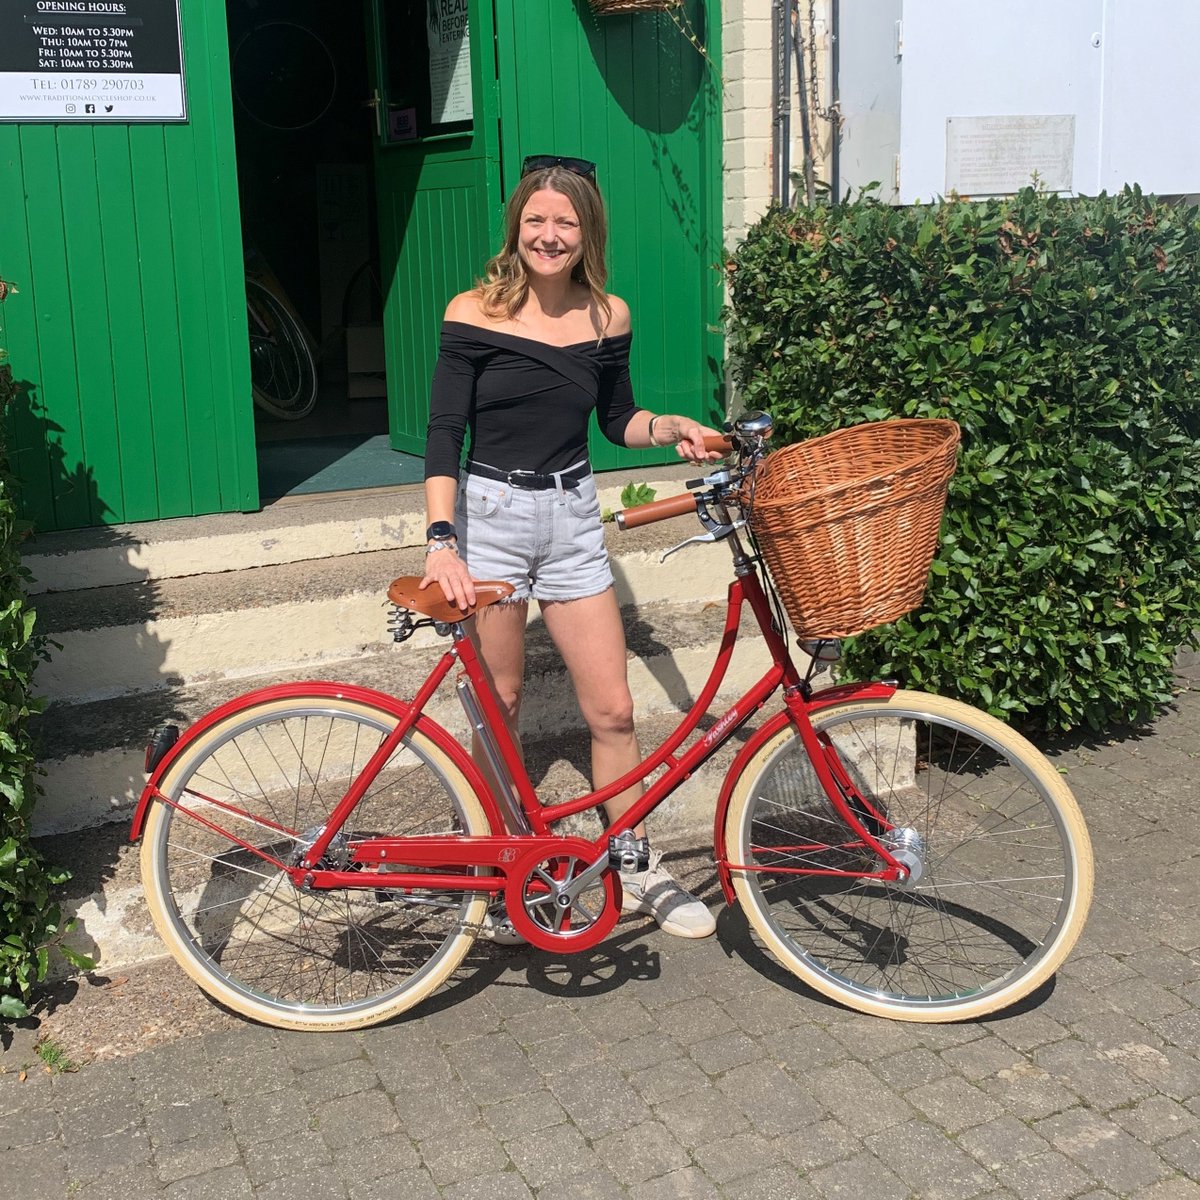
[725,187,1200,732]
[0,286,86,1018]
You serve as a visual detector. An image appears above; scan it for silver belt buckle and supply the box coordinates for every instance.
[507,470,538,488]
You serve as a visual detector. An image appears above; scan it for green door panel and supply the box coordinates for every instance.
[369,0,501,455]
[495,1,724,472]
[0,0,255,531]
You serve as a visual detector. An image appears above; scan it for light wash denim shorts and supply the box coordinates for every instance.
[455,466,614,603]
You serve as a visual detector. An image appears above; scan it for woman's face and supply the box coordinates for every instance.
[517,188,584,282]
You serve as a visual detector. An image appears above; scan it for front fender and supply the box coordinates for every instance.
[129,681,505,841]
[712,681,897,904]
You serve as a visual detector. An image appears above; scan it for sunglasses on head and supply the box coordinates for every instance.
[521,155,598,182]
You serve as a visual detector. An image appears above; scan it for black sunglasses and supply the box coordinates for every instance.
[521,155,598,182]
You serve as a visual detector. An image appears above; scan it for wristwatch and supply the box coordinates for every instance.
[425,521,457,542]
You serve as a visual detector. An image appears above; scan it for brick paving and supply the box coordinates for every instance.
[3,670,1200,1198]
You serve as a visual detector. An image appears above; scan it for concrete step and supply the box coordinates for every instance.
[35,705,774,980]
[33,596,778,836]
[23,466,703,592]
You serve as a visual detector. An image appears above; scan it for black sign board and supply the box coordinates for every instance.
[0,0,186,122]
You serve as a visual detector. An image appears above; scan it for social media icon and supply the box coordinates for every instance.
[65,103,76,113]
[84,104,95,114]
[104,104,114,113]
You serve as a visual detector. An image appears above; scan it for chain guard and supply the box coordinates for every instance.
[502,838,621,952]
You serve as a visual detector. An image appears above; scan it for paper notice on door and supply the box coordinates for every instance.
[427,0,471,125]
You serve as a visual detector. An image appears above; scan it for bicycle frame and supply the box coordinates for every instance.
[132,532,911,910]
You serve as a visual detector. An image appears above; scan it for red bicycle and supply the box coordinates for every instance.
[131,412,1093,1030]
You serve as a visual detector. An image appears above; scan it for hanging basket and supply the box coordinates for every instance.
[589,0,682,15]
[747,419,961,639]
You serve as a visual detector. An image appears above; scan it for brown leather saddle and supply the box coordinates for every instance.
[387,576,515,622]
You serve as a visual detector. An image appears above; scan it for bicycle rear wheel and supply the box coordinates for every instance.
[725,690,1092,1021]
[246,278,318,419]
[141,696,491,1030]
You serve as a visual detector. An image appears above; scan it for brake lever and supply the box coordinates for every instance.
[661,518,747,562]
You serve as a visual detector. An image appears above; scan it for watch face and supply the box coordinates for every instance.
[426,521,457,541]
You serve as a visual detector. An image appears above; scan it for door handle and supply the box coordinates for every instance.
[364,88,381,138]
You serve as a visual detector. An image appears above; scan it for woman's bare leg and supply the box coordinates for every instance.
[468,600,529,784]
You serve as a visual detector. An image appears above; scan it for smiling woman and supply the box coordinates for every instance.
[418,159,725,941]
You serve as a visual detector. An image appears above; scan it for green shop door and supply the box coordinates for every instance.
[367,0,501,455]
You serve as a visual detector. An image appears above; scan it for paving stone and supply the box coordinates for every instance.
[684,1029,762,1075]
[808,1060,914,1136]
[628,1055,709,1105]
[1153,1010,1200,1055]
[58,1086,143,1141]
[346,1166,439,1200]
[361,1028,454,1090]
[154,1131,241,1185]
[608,1029,689,1071]
[420,1122,510,1186]
[298,1057,382,1105]
[1159,1127,1200,1177]
[505,1120,601,1190]
[773,1117,862,1173]
[242,1128,335,1188]
[315,1089,400,1150]
[990,1010,1072,1053]
[444,1032,542,1102]
[871,1047,953,1092]
[502,1001,584,1047]
[691,1130,782,1184]
[1033,1039,1156,1110]
[330,1132,421,1190]
[1061,951,1139,990]
[1131,1179,1200,1200]
[440,1171,534,1200]
[828,1015,925,1063]
[5,1145,70,1200]
[0,1101,59,1149]
[547,1062,651,1140]
[595,1120,691,1185]
[655,1085,751,1148]
[74,1163,164,1199]
[627,1164,720,1198]
[938,1037,1025,1082]
[279,1031,364,1072]
[1035,1107,1172,1193]
[1110,1095,1200,1146]
[979,1061,1081,1120]
[573,994,661,1044]
[716,1061,825,1135]
[254,1175,348,1200]
[481,1088,568,1139]
[769,1024,849,1076]
[989,1149,1096,1200]
[904,1075,1004,1134]
[227,1087,312,1143]
[161,1163,254,1199]
[809,1151,911,1200]
[65,1127,153,1183]
[954,1114,1052,1168]
[1123,947,1200,990]
[723,985,811,1037]
[145,1095,228,1148]
[524,1029,605,1075]
[864,1120,991,1200]
[391,1082,481,1141]
[534,1168,629,1200]
[1100,976,1192,1021]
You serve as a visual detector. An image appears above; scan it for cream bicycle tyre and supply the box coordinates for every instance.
[141,695,491,1031]
[725,690,1093,1022]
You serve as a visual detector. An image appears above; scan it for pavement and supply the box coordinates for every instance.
[3,666,1200,1200]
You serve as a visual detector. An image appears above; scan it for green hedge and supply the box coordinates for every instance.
[0,294,85,1018]
[725,187,1200,732]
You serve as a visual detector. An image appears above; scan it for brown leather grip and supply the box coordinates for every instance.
[616,492,698,530]
[704,434,734,453]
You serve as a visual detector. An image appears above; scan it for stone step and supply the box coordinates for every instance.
[23,466,703,593]
[30,511,738,706]
[33,597,780,836]
[36,704,774,979]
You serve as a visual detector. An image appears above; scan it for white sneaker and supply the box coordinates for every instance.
[620,849,716,939]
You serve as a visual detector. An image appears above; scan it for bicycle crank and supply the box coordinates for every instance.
[502,838,621,952]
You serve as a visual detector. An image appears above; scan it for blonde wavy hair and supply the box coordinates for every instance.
[477,166,612,330]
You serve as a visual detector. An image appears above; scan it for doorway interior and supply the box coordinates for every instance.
[225,0,423,499]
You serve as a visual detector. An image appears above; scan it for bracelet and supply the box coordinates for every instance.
[648,414,664,446]
[426,541,458,556]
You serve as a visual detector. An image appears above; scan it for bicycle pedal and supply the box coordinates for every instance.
[608,831,649,874]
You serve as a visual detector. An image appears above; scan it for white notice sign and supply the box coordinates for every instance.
[426,0,471,126]
[946,115,1075,196]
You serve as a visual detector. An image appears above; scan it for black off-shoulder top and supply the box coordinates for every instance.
[423,321,641,479]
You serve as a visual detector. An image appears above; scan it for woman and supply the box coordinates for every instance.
[421,155,722,938]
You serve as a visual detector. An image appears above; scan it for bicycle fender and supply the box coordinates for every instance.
[712,682,898,904]
[128,681,507,842]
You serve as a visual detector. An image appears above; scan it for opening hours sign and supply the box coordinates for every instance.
[0,0,186,122]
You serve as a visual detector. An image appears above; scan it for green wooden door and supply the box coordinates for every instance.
[0,0,254,532]
[495,1,724,471]
[368,0,502,455]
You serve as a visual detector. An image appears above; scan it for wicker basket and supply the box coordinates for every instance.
[748,419,960,639]
[590,0,682,14]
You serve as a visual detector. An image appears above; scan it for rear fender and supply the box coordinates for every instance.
[712,681,898,904]
[129,681,506,841]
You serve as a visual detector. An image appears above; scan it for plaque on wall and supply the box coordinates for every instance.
[0,0,187,123]
[946,115,1075,196]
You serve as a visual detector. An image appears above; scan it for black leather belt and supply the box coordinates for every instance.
[466,461,591,491]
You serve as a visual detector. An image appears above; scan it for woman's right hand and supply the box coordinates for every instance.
[420,545,477,611]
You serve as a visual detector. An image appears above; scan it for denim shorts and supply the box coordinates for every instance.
[454,466,614,602]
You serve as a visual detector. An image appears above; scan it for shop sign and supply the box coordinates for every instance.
[0,0,186,123]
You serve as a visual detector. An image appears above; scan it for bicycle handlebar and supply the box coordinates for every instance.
[615,492,698,530]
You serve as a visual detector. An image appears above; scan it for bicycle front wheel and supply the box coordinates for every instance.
[141,696,491,1031]
[725,690,1093,1022]
[246,278,318,419]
